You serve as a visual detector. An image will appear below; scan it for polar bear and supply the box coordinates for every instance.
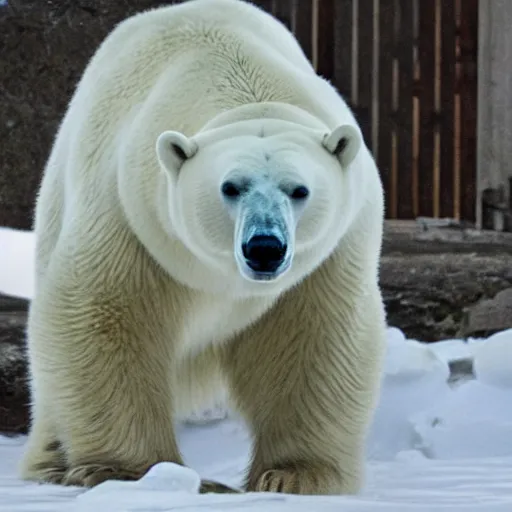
[20,0,387,496]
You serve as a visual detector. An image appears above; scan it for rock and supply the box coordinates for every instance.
[448,358,475,385]
[0,293,29,312]
[460,288,512,337]
[0,306,29,435]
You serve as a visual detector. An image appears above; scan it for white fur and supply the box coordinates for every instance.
[21,0,386,496]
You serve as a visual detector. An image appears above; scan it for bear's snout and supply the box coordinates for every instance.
[242,234,287,273]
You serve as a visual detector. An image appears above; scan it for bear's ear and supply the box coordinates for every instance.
[156,131,198,177]
[322,125,361,168]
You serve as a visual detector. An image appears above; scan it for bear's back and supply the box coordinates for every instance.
[55,0,321,187]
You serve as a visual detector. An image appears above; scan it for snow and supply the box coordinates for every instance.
[0,227,35,299]
[1,226,512,511]
[473,329,512,388]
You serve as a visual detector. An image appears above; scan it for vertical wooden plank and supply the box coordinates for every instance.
[332,0,353,101]
[411,0,420,216]
[396,0,414,218]
[316,0,335,79]
[291,0,313,62]
[453,0,461,220]
[459,0,478,223]
[417,0,436,218]
[378,0,395,218]
[357,0,374,150]
[251,0,273,12]
[272,0,293,28]
[439,0,456,218]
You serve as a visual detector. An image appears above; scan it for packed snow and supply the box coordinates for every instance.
[1,226,512,511]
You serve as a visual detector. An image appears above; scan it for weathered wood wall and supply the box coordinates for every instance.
[253,0,479,223]
[477,0,512,231]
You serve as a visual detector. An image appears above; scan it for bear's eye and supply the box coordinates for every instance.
[221,181,241,198]
[289,185,309,200]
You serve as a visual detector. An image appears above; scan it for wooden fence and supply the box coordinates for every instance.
[252,0,479,222]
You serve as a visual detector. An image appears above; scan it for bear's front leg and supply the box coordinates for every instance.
[21,243,184,488]
[223,253,386,495]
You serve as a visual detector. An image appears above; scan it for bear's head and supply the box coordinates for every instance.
[156,119,362,292]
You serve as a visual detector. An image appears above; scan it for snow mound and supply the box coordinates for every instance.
[411,331,512,460]
[0,227,35,299]
[384,329,450,380]
[412,380,512,460]
[428,338,473,363]
[367,332,451,460]
[77,463,201,503]
[473,329,512,388]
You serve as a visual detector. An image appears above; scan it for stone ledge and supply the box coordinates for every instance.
[383,219,512,254]
[0,302,29,436]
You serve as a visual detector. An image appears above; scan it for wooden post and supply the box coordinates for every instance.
[477,0,512,229]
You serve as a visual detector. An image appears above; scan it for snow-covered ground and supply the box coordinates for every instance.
[1,226,512,511]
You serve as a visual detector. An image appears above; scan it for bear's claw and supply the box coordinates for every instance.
[61,464,143,487]
[26,464,68,485]
[254,469,303,494]
[250,466,343,495]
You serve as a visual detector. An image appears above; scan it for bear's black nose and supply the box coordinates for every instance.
[242,235,287,273]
